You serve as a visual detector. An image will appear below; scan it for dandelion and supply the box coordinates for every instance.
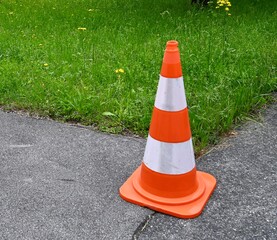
[78,27,87,31]
[215,0,232,15]
[43,63,49,67]
[115,68,125,74]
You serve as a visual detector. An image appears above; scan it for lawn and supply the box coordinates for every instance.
[0,0,276,152]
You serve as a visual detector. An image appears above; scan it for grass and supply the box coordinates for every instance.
[0,0,276,152]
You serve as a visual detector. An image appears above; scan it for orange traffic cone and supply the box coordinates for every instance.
[119,40,216,218]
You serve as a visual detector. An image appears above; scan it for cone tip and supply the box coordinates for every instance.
[167,40,178,46]
[166,40,179,52]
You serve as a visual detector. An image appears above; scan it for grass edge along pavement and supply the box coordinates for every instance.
[0,0,276,154]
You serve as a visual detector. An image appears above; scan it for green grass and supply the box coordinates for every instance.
[0,0,276,152]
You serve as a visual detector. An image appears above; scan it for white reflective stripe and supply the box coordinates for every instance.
[143,135,195,174]
[154,75,187,111]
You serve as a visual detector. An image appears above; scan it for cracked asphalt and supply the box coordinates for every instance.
[0,96,276,240]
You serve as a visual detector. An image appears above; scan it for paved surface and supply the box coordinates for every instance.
[0,97,276,240]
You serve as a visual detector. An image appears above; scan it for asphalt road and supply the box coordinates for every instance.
[0,97,276,240]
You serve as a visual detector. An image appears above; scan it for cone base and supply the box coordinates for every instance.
[119,165,216,219]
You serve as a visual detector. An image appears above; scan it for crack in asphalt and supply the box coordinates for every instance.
[132,212,156,240]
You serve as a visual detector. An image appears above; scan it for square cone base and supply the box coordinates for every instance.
[119,165,216,219]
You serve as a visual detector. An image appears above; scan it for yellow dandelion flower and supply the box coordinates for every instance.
[225,7,229,11]
[78,27,87,31]
[43,63,49,67]
[115,68,125,74]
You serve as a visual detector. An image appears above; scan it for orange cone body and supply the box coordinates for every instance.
[119,40,216,218]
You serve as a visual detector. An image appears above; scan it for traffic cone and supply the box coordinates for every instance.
[119,40,216,218]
